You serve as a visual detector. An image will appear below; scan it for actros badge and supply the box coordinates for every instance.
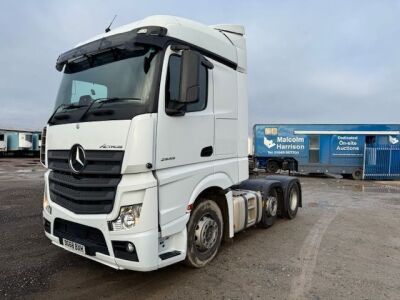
[69,144,86,173]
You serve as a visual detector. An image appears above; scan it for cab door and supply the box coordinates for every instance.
[155,47,215,227]
[156,47,214,170]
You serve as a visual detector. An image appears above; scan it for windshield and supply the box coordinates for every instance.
[51,45,161,125]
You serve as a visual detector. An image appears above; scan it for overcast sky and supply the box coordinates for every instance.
[1,0,399,131]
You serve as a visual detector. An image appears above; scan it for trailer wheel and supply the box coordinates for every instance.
[266,160,279,173]
[259,188,278,228]
[185,200,223,268]
[352,169,363,180]
[286,183,300,219]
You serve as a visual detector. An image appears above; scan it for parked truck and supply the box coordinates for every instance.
[253,124,400,179]
[41,15,302,271]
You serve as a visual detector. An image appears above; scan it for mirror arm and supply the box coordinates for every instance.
[201,57,214,69]
[170,45,214,69]
[166,107,185,116]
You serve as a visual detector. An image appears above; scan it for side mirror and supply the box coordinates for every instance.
[179,50,201,103]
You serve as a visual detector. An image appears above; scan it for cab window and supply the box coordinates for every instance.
[165,55,208,113]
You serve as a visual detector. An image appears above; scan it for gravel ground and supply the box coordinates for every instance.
[0,158,399,299]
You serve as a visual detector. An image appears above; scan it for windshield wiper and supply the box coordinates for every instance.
[48,103,88,124]
[97,97,141,104]
[78,97,141,121]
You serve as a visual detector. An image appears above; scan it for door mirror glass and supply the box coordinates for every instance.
[179,50,201,104]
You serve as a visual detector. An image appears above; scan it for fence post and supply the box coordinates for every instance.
[388,146,392,176]
[362,142,366,180]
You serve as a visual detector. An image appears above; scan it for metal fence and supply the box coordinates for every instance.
[363,144,400,180]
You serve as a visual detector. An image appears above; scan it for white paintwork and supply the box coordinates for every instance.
[121,114,157,174]
[47,120,131,151]
[44,15,251,271]
[76,15,240,70]
[294,130,400,135]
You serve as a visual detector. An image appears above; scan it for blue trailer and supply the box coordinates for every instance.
[253,124,400,180]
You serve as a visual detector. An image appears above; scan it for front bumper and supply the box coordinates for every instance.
[43,215,159,271]
[42,170,161,271]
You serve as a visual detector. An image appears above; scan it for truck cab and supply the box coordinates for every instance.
[42,16,301,271]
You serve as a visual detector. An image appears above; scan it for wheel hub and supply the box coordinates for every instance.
[290,190,298,211]
[194,215,218,251]
[266,196,278,217]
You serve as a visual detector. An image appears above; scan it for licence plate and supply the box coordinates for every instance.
[63,238,85,255]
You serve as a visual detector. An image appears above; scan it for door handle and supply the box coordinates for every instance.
[201,146,213,157]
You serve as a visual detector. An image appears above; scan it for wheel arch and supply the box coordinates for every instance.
[188,172,234,241]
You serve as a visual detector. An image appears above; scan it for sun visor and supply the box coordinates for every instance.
[55,26,168,71]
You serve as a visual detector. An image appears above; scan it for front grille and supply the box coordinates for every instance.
[54,218,109,256]
[48,150,123,214]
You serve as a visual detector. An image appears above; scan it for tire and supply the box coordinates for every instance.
[259,188,278,228]
[185,200,223,268]
[266,160,279,173]
[352,169,363,180]
[286,183,300,219]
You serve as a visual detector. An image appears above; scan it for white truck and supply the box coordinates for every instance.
[41,15,302,271]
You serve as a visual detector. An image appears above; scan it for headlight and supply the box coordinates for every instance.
[109,204,142,231]
[43,188,52,214]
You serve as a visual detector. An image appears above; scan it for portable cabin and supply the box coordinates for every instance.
[32,132,42,151]
[0,131,7,152]
[6,132,34,151]
[253,124,400,180]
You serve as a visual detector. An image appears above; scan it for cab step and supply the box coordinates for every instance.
[159,250,181,260]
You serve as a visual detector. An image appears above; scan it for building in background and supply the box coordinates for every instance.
[0,128,41,157]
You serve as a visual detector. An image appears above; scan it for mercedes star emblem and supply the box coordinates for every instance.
[69,144,86,173]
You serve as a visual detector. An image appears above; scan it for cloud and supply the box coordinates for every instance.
[306,69,383,97]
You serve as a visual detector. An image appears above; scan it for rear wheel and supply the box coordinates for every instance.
[259,188,278,228]
[266,160,279,173]
[286,183,300,219]
[185,200,223,268]
[352,169,363,180]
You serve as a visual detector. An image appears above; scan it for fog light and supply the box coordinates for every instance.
[109,204,142,231]
[126,242,135,253]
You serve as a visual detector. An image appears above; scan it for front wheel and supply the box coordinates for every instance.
[185,200,223,268]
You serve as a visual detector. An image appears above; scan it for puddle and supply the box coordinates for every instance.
[15,169,34,173]
[361,185,400,194]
